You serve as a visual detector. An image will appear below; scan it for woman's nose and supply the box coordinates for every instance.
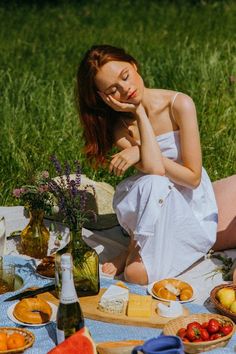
[119,82,130,95]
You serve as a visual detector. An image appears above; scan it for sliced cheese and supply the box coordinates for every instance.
[98,284,129,314]
[127,294,152,318]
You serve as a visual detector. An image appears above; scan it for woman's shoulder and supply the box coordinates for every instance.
[147,89,193,115]
[156,89,195,113]
[153,89,193,104]
[170,92,195,116]
[151,89,196,124]
[169,92,197,127]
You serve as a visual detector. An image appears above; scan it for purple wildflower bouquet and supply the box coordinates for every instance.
[13,171,53,214]
[48,156,96,231]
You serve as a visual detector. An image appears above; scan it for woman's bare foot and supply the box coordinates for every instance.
[102,250,128,276]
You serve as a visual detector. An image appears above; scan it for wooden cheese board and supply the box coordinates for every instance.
[38,288,189,329]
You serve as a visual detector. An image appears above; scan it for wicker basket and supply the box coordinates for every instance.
[163,313,235,353]
[0,327,35,354]
[210,283,236,322]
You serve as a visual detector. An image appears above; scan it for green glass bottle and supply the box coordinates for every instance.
[55,228,100,298]
[20,209,49,259]
[56,253,84,343]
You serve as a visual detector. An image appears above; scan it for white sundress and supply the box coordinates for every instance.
[113,130,218,284]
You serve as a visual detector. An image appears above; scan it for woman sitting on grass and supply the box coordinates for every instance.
[76,44,236,285]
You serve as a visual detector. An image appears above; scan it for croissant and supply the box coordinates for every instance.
[179,287,193,301]
[152,278,193,301]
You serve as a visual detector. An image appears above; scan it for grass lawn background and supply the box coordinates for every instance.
[0,0,235,205]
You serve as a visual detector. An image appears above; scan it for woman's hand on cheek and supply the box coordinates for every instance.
[98,91,137,113]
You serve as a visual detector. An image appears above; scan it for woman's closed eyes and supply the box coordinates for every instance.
[106,71,129,95]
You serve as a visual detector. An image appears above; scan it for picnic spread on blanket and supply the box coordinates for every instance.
[1,206,236,354]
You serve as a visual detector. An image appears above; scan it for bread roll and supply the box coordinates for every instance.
[152,278,193,301]
[13,298,52,324]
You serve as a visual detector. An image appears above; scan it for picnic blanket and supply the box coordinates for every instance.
[1,206,232,306]
[1,206,236,353]
[0,206,236,305]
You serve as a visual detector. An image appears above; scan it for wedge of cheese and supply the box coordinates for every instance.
[98,285,129,314]
[115,281,129,289]
[101,285,129,302]
[127,294,152,318]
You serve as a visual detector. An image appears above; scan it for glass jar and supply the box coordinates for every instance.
[55,228,100,298]
[20,209,50,259]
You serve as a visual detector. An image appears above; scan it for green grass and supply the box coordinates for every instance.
[0,0,236,205]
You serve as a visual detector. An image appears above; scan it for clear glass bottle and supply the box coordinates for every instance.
[20,209,49,258]
[56,253,84,343]
[55,228,100,298]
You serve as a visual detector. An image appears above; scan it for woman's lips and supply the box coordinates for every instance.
[127,90,137,99]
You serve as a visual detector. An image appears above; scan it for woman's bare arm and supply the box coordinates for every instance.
[134,104,165,175]
[100,91,202,188]
[101,94,165,176]
[162,94,202,188]
[110,122,144,176]
[113,94,202,189]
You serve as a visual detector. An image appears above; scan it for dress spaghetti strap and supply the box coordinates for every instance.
[171,92,180,122]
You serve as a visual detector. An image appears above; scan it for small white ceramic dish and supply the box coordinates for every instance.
[157,300,184,317]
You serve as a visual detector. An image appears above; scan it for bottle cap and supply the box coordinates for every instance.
[61,253,73,267]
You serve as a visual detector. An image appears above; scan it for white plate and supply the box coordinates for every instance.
[147,281,196,303]
[7,301,57,327]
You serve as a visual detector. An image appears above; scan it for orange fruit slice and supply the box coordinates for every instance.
[0,332,8,350]
[7,333,25,350]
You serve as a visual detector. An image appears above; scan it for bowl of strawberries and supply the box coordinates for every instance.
[163,313,235,353]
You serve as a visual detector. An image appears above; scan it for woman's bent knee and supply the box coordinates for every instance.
[124,262,148,285]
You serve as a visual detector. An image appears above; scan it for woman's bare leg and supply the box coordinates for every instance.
[124,239,148,285]
[212,175,236,251]
[101,233,136,276]
[101,233,149,284]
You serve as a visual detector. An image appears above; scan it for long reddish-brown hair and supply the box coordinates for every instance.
[76,44,139,166]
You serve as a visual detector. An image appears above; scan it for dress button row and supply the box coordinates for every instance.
[159,185,173,204]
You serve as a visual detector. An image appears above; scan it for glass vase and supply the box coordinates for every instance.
[20,209,50,259]
[55,228,100,298]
